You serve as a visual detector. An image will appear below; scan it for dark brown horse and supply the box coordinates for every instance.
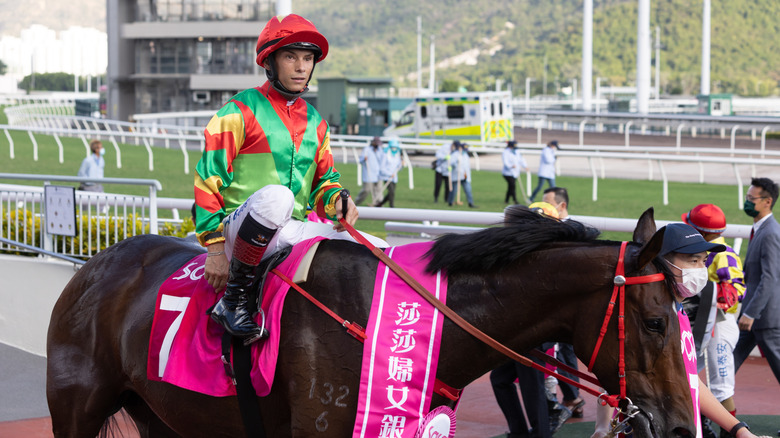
[46,207,695,437]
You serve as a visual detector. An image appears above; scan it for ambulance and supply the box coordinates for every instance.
[383,91,513,145]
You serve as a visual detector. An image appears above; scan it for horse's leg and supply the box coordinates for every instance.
[46,346,126,437]
[122,392,182,438]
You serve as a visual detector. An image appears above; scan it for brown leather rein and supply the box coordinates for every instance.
[273,211,665,408]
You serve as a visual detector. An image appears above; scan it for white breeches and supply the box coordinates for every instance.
[706,312,740,401]
[222,185,387,261]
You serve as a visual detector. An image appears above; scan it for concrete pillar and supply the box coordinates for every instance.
[701,0,711,95]
[636,0,651,114]
[276,0,291,15]
[582,0,593,111]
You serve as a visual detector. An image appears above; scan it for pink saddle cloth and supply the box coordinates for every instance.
[147,237,325,397]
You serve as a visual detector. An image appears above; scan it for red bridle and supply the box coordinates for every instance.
[587,241,666,405]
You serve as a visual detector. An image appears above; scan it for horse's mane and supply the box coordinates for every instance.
[425,205,602,274]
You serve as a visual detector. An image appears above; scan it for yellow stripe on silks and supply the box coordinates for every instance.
[316,134,331,162]
[322,191,339,218]
[195,173,225,194]
[205,112,245,156]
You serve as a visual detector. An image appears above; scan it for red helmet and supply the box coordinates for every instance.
[255,14,329,67]
[682,203,727,234]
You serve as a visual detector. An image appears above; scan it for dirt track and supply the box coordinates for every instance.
[404,128,780,184]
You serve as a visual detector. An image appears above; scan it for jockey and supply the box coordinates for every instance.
[194,14,386,344]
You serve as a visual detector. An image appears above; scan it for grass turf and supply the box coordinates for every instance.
[0,127,755,247]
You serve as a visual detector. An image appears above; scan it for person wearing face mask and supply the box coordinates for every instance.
[375,138,404,208]
[734,177,780,386]
[682,204,746,438]
[77,139,105,192]
[354,136,384,207]
[592,223,770,438]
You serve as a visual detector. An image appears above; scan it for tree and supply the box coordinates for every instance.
[0,59,7,75]
[19,72,75,92]
[440,78,461,92]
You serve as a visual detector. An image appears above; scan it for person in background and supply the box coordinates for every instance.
[491,205,561,438]
[376,138,403,208]
[77,139,105,192]
[447,141,477,208]
[502,140,528,204]
[530,140,559,202]
[542,188,569,221]
[433,141,456,203]
[734,177,780,385]
[592,223,769,438]
[184,202,199,243]
[354,136,383,207]
[540,186,584,420]
[682,203,745,438]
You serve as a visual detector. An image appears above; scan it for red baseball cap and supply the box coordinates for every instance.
[681,204,727,234]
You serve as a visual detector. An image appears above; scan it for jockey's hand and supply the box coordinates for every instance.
[204,242,229,292]
[333,195,358,232]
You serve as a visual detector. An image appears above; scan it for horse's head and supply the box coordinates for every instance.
[585,208,695,437]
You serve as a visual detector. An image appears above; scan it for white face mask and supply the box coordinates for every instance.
[99,147,106,156]
[668,260,708,298]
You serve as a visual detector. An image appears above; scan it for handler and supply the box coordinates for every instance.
[194,14,385,344]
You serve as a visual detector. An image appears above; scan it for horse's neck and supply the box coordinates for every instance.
[436,246,613,389]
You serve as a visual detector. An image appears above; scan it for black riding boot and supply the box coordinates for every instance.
[210,215,276,344]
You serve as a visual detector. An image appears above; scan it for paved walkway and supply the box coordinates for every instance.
[2,342,777,437]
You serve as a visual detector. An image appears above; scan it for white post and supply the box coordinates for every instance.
[582,0,593,111]
[654,26,661,100]
[730,125,740,156]
[579,119,587,146]
[761,126,770,158]
[525,77,534,111]
[417,16,422,93]
[275,0,291,15]
[625,120,633,147]
[536,120,543,146]
[636,0,651,114]
[572,79,578,108]
[4,129,13,159]
[429,35,435,93]
[596,77,603,114]
[676,123,686,150]
[701,0,711,95]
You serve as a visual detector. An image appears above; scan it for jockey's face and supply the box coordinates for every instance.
[270,48,315,92]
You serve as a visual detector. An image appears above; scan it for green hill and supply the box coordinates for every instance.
[299,0,780,96]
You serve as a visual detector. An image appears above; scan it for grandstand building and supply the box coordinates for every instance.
[107,0,277,121]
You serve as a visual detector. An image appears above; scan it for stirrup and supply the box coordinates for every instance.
[243,310,268,346]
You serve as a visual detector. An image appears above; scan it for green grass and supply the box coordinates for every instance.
[0,129,755,244]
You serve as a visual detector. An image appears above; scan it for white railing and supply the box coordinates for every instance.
[0,174,162,259]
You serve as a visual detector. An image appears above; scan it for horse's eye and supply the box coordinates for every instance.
[644,318,665,333]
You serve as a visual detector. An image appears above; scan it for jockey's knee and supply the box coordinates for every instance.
[248,185,294,230]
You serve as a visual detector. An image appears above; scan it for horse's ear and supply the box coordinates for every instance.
[637,225,665,270]
[633,207,656,245]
